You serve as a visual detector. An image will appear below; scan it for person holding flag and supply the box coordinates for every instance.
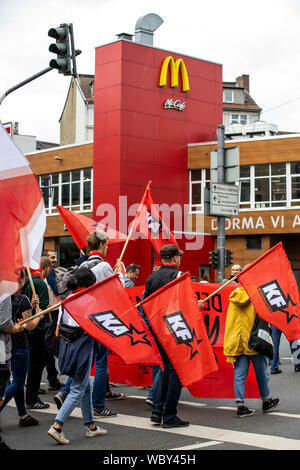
[224,281,280,418]
[142,244,189,429]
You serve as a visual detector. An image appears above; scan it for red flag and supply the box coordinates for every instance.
[56,205,131,250]
[141,272,218,387]
[62,274,163,367]
[238,242,300,341]
[131,181,179,256]
[0,122,46,300]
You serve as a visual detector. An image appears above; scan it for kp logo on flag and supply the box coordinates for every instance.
[258,280,298,323]
[163,311,203,359]
[88,310,152,346]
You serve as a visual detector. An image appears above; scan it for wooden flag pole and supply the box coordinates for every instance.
[199,275,238,304]
[18,302,61,326]
[114,225,134,273]
[26,267,52,322]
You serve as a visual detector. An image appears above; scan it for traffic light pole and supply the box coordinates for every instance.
[0,66,54,106]
[217,125,225,283]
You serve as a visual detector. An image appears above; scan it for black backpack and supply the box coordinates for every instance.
[55,256,102,300]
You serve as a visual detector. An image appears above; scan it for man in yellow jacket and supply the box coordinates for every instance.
[224,287,280,417]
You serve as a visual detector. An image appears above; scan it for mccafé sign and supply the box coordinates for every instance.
[159,56,190,93]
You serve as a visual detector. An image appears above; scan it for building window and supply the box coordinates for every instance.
[231,114,248,125]
[189,161,300,213]
[224,90,233,103]
[246,235,262,250]
[39,168,93,215]
[190,169,210,213]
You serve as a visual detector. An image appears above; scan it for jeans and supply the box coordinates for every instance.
[0,348,29,417]
[270,326,282,371]
[92,343,108,409]
[147,365,162,401]
[234,354,270,403]
[54,346,94,427]
[60,376,72,397]
[152,344,182,422]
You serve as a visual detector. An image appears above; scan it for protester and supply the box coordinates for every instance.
[138,265,161,408]
[223,264,242,284]
[230,264,242,279]
[223,285,280,417]
[121,264,141,288]
[48,267,107,445]
[54,232,124,416]
[200,274,210,283]
[42,250,63,391]
[22,257,51,410]
[80,232,124,416]
[270,325,300,374]
[0,269,42,427]
[143,244,189,428]
[0,296,28,449]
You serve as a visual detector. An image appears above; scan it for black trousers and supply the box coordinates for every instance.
[0,363,10,401]
[26,329,46,404]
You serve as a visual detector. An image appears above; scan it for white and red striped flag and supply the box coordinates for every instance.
[0,122,46,299]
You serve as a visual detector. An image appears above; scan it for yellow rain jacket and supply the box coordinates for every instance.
[223,287,258,363]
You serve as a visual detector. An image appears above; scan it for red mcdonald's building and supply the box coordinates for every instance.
[93,32,222,283]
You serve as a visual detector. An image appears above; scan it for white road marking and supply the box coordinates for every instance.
[128,395,207,408]
[7,400,300,450]
[170,441,222,450]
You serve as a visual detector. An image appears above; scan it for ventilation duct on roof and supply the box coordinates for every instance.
[135,13,164,46]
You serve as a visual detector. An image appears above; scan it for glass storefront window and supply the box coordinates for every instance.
[189,161,300,213]
[255,164,269,177]
[39,168,92,215]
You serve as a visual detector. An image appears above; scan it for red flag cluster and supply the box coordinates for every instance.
[62,272,217,388]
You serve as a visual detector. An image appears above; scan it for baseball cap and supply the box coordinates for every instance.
[160,244,183,259]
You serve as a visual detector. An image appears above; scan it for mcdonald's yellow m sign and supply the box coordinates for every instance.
[159,56,190,92]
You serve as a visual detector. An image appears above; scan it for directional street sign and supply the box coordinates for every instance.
[210,182,239,217]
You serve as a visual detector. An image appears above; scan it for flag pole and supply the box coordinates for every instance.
[114,225,134,272]
[18,302,61,326]
[26,267,52,322]
[199,275,238,304]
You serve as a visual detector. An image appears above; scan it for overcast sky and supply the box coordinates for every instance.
[0,0,300,143]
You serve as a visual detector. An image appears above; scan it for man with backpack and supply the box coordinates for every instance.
[54,231,125,416]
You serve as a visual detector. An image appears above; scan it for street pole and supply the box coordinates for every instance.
[0,67,54,106]
[217,125,225,282]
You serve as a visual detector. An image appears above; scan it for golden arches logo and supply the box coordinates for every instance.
[159,56,190,92]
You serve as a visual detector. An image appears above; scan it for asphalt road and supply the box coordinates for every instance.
[1,335,300,461]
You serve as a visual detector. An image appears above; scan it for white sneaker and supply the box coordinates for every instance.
[48,426,70,445]
[85,425,108,438]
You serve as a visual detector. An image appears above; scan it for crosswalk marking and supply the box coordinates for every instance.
[8,402,300,450]
[130,395,300,420]
[128,395,207,408]
[170,441,222,450]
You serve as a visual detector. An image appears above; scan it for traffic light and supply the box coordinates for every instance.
[209,250,220,269]
[48,24,71,75]
[225,249,233,267]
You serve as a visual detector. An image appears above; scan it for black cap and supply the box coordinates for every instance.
[160,244,183,259]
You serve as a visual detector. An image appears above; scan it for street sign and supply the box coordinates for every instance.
[210,182,239,217]
[210,146,240,183]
